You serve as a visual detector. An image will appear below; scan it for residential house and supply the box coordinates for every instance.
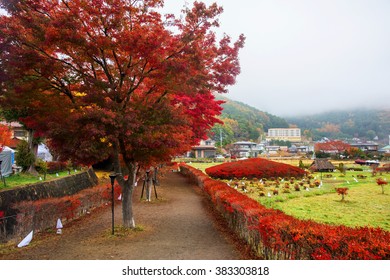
[231,141,262,158]
[0,121,28,149]
[379,136,390,154]
[0,121,28,140]
[351,142,378,152]
[191,139,217,158]
[289,145,312,153]
[379,145,390,153]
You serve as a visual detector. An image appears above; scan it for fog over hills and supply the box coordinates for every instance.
[216,96,390,144]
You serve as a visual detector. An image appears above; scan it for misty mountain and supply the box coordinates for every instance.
[286,109,390,143]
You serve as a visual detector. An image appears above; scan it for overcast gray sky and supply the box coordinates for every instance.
[163,0,390,116]
[2,1,389,117]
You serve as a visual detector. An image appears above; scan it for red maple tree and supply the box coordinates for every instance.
[0,0,244,227]
[335,187,349,201]
[376,178,388,194]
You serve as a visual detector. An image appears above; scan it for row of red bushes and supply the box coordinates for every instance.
[205,158,306,180]
[377,164,390,173]
[12,182,121,239]
[46,161,68,173]
[181,164,390,259]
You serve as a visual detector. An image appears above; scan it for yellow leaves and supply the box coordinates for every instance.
[73,91,87,97]
[100,138,113,147]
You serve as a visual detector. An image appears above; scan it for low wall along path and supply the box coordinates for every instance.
[0,169,99,242]
[1,170,244,260]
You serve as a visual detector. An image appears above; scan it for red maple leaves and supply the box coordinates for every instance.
[205,158,307,180]
[0,124,12,152]
[182,164,390,260]
[0,0,245,227]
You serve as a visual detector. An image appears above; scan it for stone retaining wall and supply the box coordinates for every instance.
[0,169,98,210]
[0,169,100,242]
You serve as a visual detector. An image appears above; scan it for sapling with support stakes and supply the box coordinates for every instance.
[140,168,158,201]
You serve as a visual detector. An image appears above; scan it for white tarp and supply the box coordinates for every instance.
[37,144,53,162]
[0,146,15,177]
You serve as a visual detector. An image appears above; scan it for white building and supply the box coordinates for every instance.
[266,128,301,142]
[231,141,263,158]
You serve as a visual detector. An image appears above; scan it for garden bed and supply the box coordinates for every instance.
[205,158,306,180]
[181,164,390,259]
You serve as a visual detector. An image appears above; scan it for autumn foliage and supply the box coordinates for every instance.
[0,124,12,152]
[205,158,306,180]
[10,182,121,239]
[314,140,351,153]
[376,178,388,194]
[182,164,390,260]
[335,187,349,201]
[0,0,244,227]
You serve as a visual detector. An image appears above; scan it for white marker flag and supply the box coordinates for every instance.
[56,218,63,229]
[17,230,33,248]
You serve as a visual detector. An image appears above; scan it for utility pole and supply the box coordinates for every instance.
[220,128,223,151]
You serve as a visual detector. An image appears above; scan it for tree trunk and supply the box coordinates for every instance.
[27,129,38,175]
[121,179,135,228]
[112,142,137,228]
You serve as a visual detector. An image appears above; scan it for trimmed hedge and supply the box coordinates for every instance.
[205,158,306,180]
[181,164,390,260]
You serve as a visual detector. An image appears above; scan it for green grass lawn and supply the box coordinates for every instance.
[277,181,390,230]
[0,170,79,190]
[190,160,390,231]
[186,161,224,172]
[245,171,390,231]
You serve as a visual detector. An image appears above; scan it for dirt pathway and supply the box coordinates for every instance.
[2,171,250,260]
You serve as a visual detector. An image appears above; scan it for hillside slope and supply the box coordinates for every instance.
[210,96,289,145]
[286,109,390,142]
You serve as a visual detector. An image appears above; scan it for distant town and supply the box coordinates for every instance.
[188,127,390,162]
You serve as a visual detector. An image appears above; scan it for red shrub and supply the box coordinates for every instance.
[47,161,67,173]
[12,182,122,238]
[376,164,390,173]
[376,178,388,194]
[205,158,306,180]
[376,178,388,186]
[181,164,390,260]
[335,187,349,201]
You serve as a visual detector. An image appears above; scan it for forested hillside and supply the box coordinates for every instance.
[286,109,390,143]
[209,96,289,145]
[209,96,389,147]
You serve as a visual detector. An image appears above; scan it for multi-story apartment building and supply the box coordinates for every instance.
[266,128,302,142]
